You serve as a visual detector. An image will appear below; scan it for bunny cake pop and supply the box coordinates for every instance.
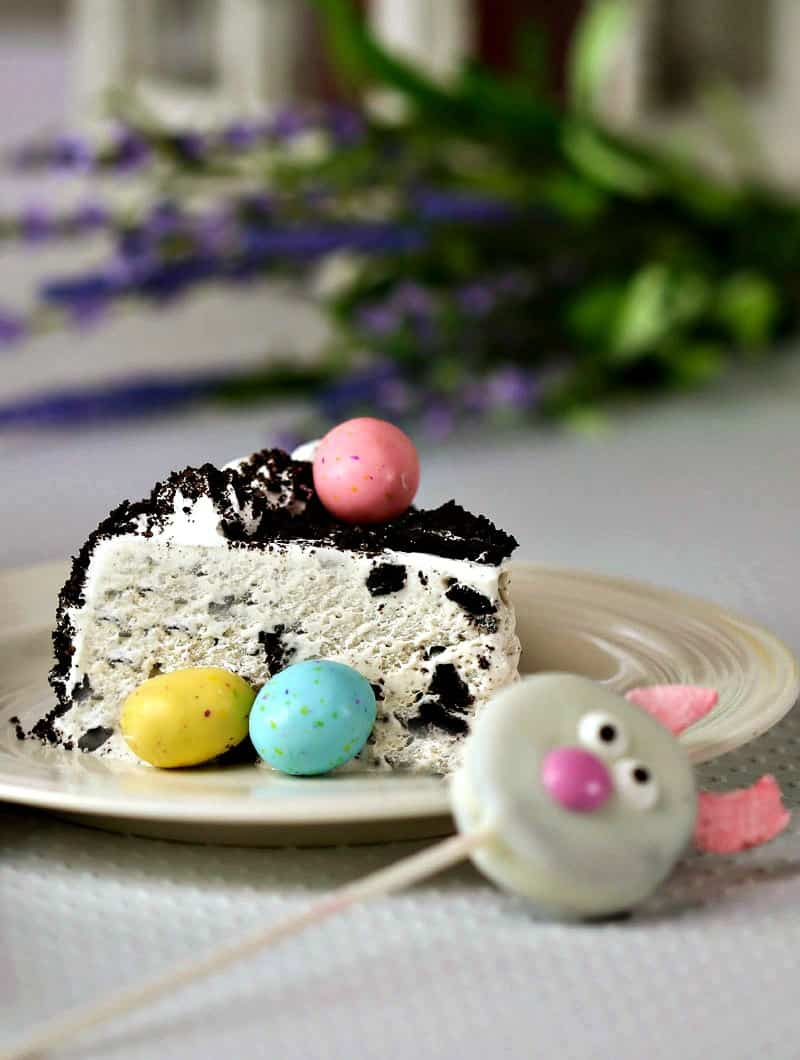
[451,673,698,916]
[451,673,790,918]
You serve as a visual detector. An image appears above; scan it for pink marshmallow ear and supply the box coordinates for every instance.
[695,776,790,854]
[625,685,718,736]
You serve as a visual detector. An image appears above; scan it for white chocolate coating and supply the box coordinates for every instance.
[450,673,697,917]
[290,439,322,463]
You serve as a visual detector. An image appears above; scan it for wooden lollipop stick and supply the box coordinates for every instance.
[0,828,491,1060]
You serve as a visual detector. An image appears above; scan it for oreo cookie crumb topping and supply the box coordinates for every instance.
[408,663,474,736]
[8,716,25,741]
[30,700,73,746]
[408,700,469,736]
[418,572,428,586]
[445,581,498,632]
[424,645,446,660]
[366,563,407,597]
[370,682,385,702]
[445,582,496,617]
[78,726,113,752]
[478,655,490,670]
[429,664,473,710]
[72,674,93,702]
[258,625,296,676]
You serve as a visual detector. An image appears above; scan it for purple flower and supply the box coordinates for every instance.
[457,282,495,317]
[73,201,109,231]
[392,281,433,317]
[376,378,414,415]
[69,297,108,329]
[52,135,91,171]
[41,274,115,304]
[137,256,217,301]
[242,223,423,261]
[271,108,309,140]
[318,362,406,419]
[0,374,221,428]
[193,209,232,255]
[422,400,456,440]
[358,303,399,336]
[0,311,25,347]
[104,250,156,289]
[170,132,206,163]
[20,204,52,242]
[238,191,273,223]
[459,380,489,414]
[486,367,539,410]
[327,105,365,145]
[112,128,150,171]
[143,200,184,237]
[221,122,260,151]
[413,189,514,223]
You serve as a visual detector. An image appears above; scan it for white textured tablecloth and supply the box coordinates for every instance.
[3,357,800,1058]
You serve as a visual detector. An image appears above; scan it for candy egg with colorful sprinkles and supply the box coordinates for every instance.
[250,660,377,775]
[312,417,420,523]
[120,667,255,768]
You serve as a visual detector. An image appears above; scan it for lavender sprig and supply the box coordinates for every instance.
[0,200,111,245]
[0,374,223,427]
[7,105,365,176]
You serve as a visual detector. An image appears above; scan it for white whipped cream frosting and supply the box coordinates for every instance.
[290,439,321,463]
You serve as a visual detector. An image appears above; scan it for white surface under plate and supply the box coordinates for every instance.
[0,560,797,846]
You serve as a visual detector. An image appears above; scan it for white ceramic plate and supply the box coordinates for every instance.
[1,561,797,846]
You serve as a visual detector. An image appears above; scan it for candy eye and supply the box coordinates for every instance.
[614,758,659,811]
[578,712,628,758]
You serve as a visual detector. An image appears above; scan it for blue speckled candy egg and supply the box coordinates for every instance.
[250,660,377,775]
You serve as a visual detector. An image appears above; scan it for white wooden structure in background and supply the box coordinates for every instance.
[68,0,800,184]
[70,0,472,125]
[596,0,800,185]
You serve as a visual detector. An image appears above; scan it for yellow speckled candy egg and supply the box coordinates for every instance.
[121,667,255,768]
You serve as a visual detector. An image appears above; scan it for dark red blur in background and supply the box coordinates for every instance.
[306,1,585,102]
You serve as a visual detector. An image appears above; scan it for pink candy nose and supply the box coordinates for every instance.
[541,746,613,812]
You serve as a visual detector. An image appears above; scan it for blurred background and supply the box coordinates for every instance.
[2,1,799,614]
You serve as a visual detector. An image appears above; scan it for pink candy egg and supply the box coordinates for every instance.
[313,418,420,524]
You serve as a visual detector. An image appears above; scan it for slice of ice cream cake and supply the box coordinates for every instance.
[39,449,520,773]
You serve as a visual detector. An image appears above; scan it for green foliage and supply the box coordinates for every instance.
[309,0,800,414]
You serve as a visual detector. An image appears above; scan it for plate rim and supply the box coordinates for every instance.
[0,559,797,828]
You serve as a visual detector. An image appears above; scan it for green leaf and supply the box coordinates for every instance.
[562,121,661,198]
[612,265,672,357]
[663,342,726,387]
[455,63,560,149]
[314,0,463,123]
[715,271,780,347]
[564,407,613,436]
[565,281,625,347]
[315,0,559,151]
[664,162,744,221]
[567,0,632,113]
[539,168,608,220]
[611,265,711,360]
